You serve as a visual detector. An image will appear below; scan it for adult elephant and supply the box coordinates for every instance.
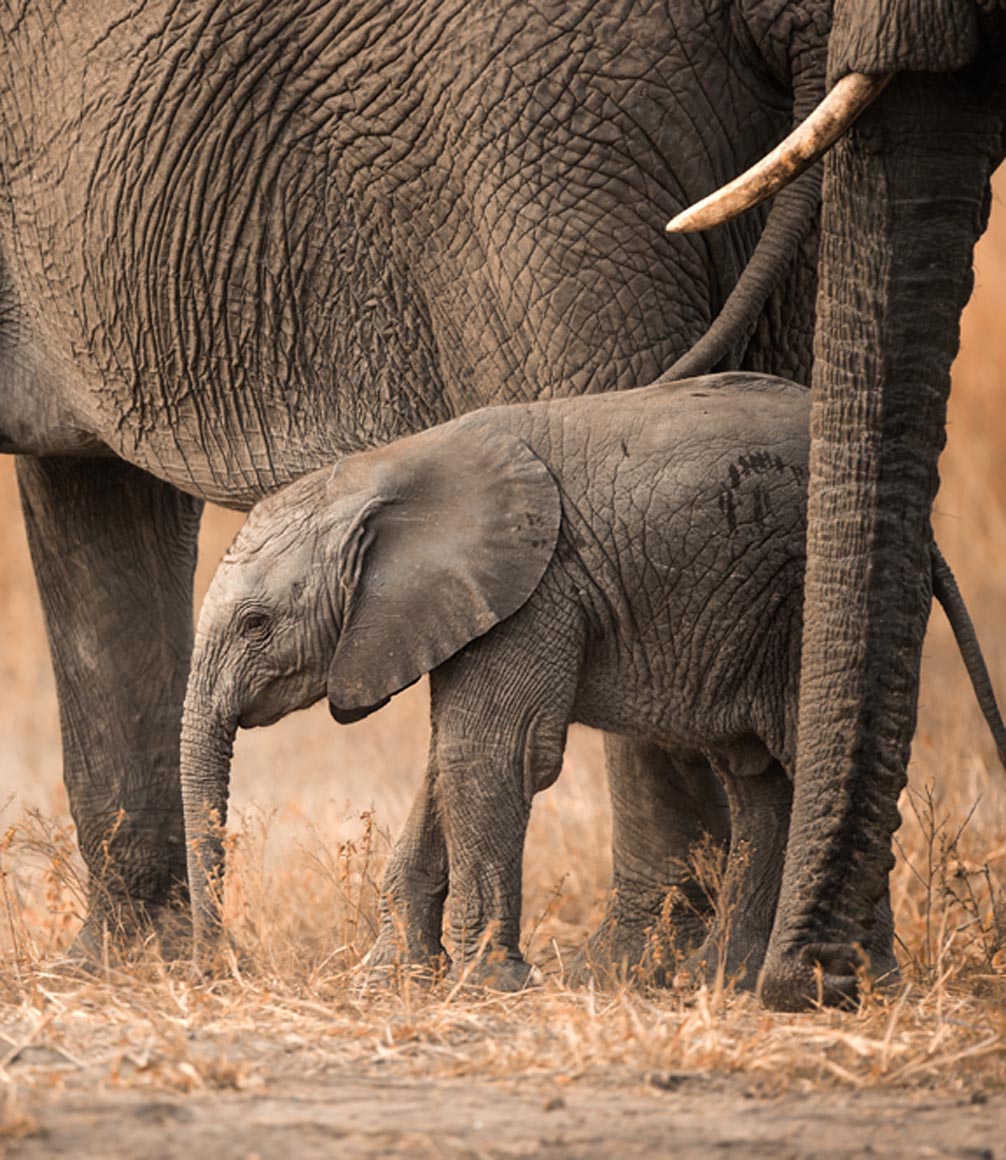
[0,1,834,967]
[670,0,1006,1007]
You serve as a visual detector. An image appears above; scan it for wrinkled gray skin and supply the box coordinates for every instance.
[753,0,1006,1009]
[180,373,1001,990]
[0,1,832,975]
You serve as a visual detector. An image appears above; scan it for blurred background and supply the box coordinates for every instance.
[1,171,1003,953]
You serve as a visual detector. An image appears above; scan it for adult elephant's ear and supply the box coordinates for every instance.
[326,418,561,723]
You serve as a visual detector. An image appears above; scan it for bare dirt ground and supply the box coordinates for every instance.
[7,1073,1006,1159]
[2,974,1005,1159]
[2,177,1005,1159]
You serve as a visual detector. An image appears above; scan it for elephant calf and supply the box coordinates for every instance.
[180,372,1004,991]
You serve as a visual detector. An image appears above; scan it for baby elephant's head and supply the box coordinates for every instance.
[179,417,561,947]
[194,469,351,732]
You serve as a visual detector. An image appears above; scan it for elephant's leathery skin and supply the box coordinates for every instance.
[0,0,831,970]
[188,364,1002,990]
[649,0,1006,1008]
[5,0,1005,1011]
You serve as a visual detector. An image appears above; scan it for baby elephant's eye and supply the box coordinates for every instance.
[239,610,272,640]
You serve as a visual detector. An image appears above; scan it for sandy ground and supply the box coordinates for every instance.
[5,1072,1005,1158]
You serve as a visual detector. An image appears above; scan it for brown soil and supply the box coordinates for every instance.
[4,1035,1004,1160]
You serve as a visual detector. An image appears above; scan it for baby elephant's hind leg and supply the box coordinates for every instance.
[680,751,792,990]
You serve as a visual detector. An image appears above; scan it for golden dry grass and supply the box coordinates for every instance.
[0,174,1005,1144]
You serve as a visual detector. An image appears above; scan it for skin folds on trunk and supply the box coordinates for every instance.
[179,676,237,956]
[760,72,1004,1009]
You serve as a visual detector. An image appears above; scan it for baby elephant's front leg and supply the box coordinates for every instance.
[431,636,572,992]
[438,732,535,989]
[366,748,449,974]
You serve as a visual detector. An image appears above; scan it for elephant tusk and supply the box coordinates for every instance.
[665,73,891,234]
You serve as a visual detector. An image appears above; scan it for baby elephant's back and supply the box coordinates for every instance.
[644,374,811,548]
[536,374,812,743]
[547,373,812,561]
[647,376,811,616]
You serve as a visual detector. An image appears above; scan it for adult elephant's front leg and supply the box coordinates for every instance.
[17,455,202,959]
[679,757,792,989]
[574,738,730,986]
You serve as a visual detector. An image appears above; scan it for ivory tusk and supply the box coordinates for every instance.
[666,73,891,234]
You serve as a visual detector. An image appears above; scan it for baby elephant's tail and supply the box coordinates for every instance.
[930,542,1006,767]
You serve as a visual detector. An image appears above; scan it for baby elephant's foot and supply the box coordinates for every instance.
[357,927,449,991]
[354,959,446,993]
[450,951,542,993]
[675,929,765,993]
[565,909,704,989]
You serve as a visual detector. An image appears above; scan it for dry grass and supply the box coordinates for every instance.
[0,174,1005,1123]
[0,776,1004,1104]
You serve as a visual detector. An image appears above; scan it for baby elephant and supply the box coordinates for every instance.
[181,373,1004,991]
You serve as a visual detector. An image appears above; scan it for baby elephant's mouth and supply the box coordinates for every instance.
[237,706,285,730]
[237,680,326,730]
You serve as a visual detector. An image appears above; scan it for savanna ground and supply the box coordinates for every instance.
[1,176,1006,1158]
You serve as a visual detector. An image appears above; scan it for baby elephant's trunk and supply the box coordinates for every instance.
[180,683,237,962]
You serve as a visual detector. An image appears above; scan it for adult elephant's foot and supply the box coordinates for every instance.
[758,943,865,1011]
[587,738,728,988]
[60,893,193,971]
[55,920,116,975]
[449,951,541,993]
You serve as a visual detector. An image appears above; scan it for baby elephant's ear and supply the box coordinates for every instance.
[327,418,561,721]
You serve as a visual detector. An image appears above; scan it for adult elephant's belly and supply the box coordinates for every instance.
[0,0,772,500]
[5,64,733,500]
[23,246,699,509]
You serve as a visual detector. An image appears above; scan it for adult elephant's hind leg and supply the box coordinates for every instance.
[17,455,202,960]
[571,738,730,987]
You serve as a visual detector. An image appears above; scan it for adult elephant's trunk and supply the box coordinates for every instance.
[760,72,1003,1009]
[179,663,238,960]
